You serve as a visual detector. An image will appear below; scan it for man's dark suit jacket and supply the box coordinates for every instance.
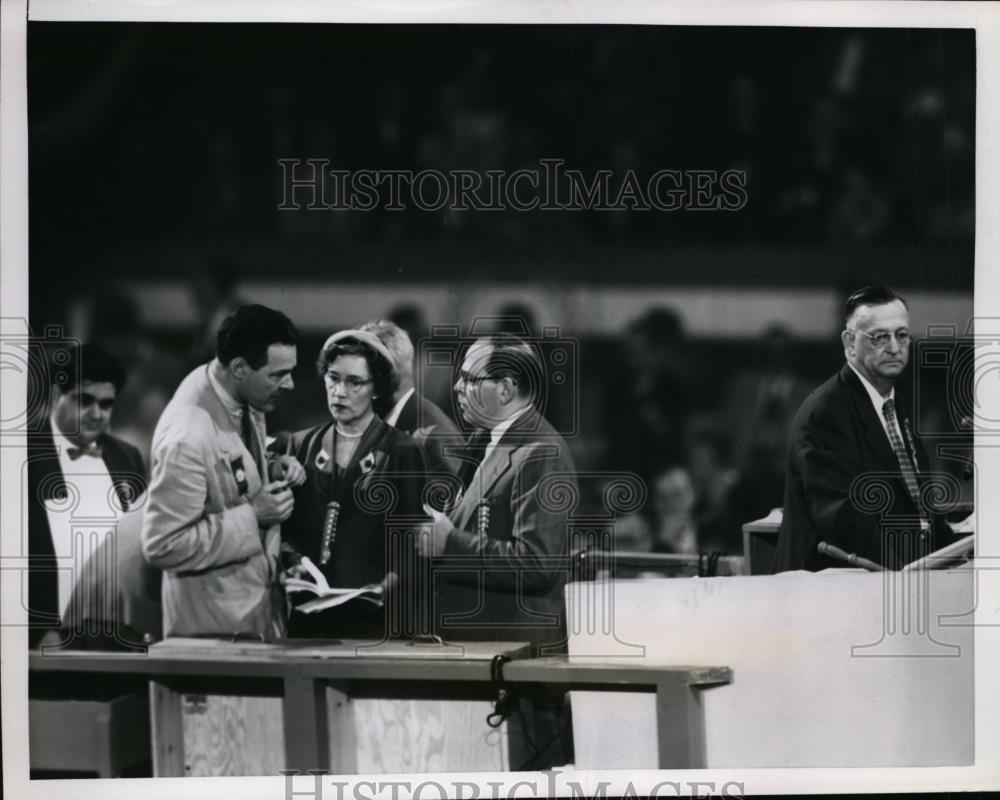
[432,407,576,652]
[27,424,149,647]
[393,391,462,478]
[772,365,949,572]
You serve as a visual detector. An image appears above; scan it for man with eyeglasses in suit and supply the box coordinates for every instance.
[417,332,578,769]
[773,286,951,572]
[417,333,577,648]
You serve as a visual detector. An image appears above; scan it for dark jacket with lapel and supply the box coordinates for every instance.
[279,417,428,639]
[27,424,146,646]
[433,408,576,652]
[772,364,946,572]
[393,391,463,479]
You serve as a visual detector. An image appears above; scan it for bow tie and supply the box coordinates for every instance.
[67,442,102,460]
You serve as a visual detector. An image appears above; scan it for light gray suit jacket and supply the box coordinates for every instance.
[141,363,284,639]
[433,408,576,650]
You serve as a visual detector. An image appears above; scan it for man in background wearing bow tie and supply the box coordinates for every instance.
[772,286,952,572]
[27,343,147,647]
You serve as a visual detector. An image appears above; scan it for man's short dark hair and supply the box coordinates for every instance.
[53,343,127,393]
[845,286,908,326]
[216,304,298,369]
[478,333,544,402]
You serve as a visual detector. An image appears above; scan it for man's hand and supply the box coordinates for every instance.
[418,503,453,557]
[252,480,294,527]
[279,559,308,585]
[273,454,307,486]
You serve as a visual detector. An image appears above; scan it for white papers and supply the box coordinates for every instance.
[284,555,384,613]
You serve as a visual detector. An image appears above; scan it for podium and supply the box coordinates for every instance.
[567,568,974,768]
[742,508,782,574]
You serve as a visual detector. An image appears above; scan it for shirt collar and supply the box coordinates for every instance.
[848,363,895,413]
[489,403,533,448]
[385,387,416,427]
[49,414,98,456]
[207,359,245,420]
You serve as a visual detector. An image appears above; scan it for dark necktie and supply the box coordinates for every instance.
[457,429,491,489]
[241,404,264,476]
[882,398,924,516]
[67,442,102,460]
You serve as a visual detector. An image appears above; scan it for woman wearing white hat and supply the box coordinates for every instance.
[277,329,429,640]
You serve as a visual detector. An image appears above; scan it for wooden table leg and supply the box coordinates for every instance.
[283,675,330,773]
[150,680,185,777]
[324,682,357,774]
[655,679,707,769]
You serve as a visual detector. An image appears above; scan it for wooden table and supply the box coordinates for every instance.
[30,639,732,774]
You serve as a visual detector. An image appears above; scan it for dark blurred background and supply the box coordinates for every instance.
[27,23,975,554]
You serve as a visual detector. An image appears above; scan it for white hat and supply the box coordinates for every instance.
[320,329,395,366]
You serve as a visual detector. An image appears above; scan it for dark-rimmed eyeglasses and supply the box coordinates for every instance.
[457,369,499,387]
[324,371,373,392]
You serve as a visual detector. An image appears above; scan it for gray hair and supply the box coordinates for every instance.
[359,318,414,382]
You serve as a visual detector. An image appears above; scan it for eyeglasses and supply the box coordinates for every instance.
[849,329,911,349]
[457,369,498,387]
[324,371,373,392]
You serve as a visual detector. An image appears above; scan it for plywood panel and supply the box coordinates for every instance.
[353,699,507,774]
[325,684,358,774]
[150,681,184,777]
[182,695,284,776]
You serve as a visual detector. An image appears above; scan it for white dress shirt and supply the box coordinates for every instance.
[482,404,534,465]
[385,387,416,428]
[46,418,116,619]
[848,364,907,454]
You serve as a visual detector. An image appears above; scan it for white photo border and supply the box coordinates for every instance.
[3,0,998,797]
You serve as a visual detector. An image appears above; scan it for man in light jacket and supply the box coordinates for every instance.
[142,304,305,639]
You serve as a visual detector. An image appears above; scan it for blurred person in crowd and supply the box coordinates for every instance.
[773,286,951,572]
[188,258,246,366]
[686,430,741,554]
[28,344,152,648]
[726,325,811,527]
[360,319,462,481]
[611,512,654,554]
[86,287,185,465]
[491,302,537,336]
[387,303,428,345]
[607,307,694,483]
[142,305,305,639]
[278,330,429,640]
[386,302,453,414]
[650,466,698,555]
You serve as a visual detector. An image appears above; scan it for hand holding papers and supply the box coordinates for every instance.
[283,555,385,614]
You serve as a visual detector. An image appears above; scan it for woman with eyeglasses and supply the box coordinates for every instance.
[276,330,429,640]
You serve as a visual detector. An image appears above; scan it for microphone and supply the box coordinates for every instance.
[477,500,491,538]
[817,541,884,571]
[319,500,341,565]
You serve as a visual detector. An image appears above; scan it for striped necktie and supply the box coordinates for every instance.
[881,398,923,516]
